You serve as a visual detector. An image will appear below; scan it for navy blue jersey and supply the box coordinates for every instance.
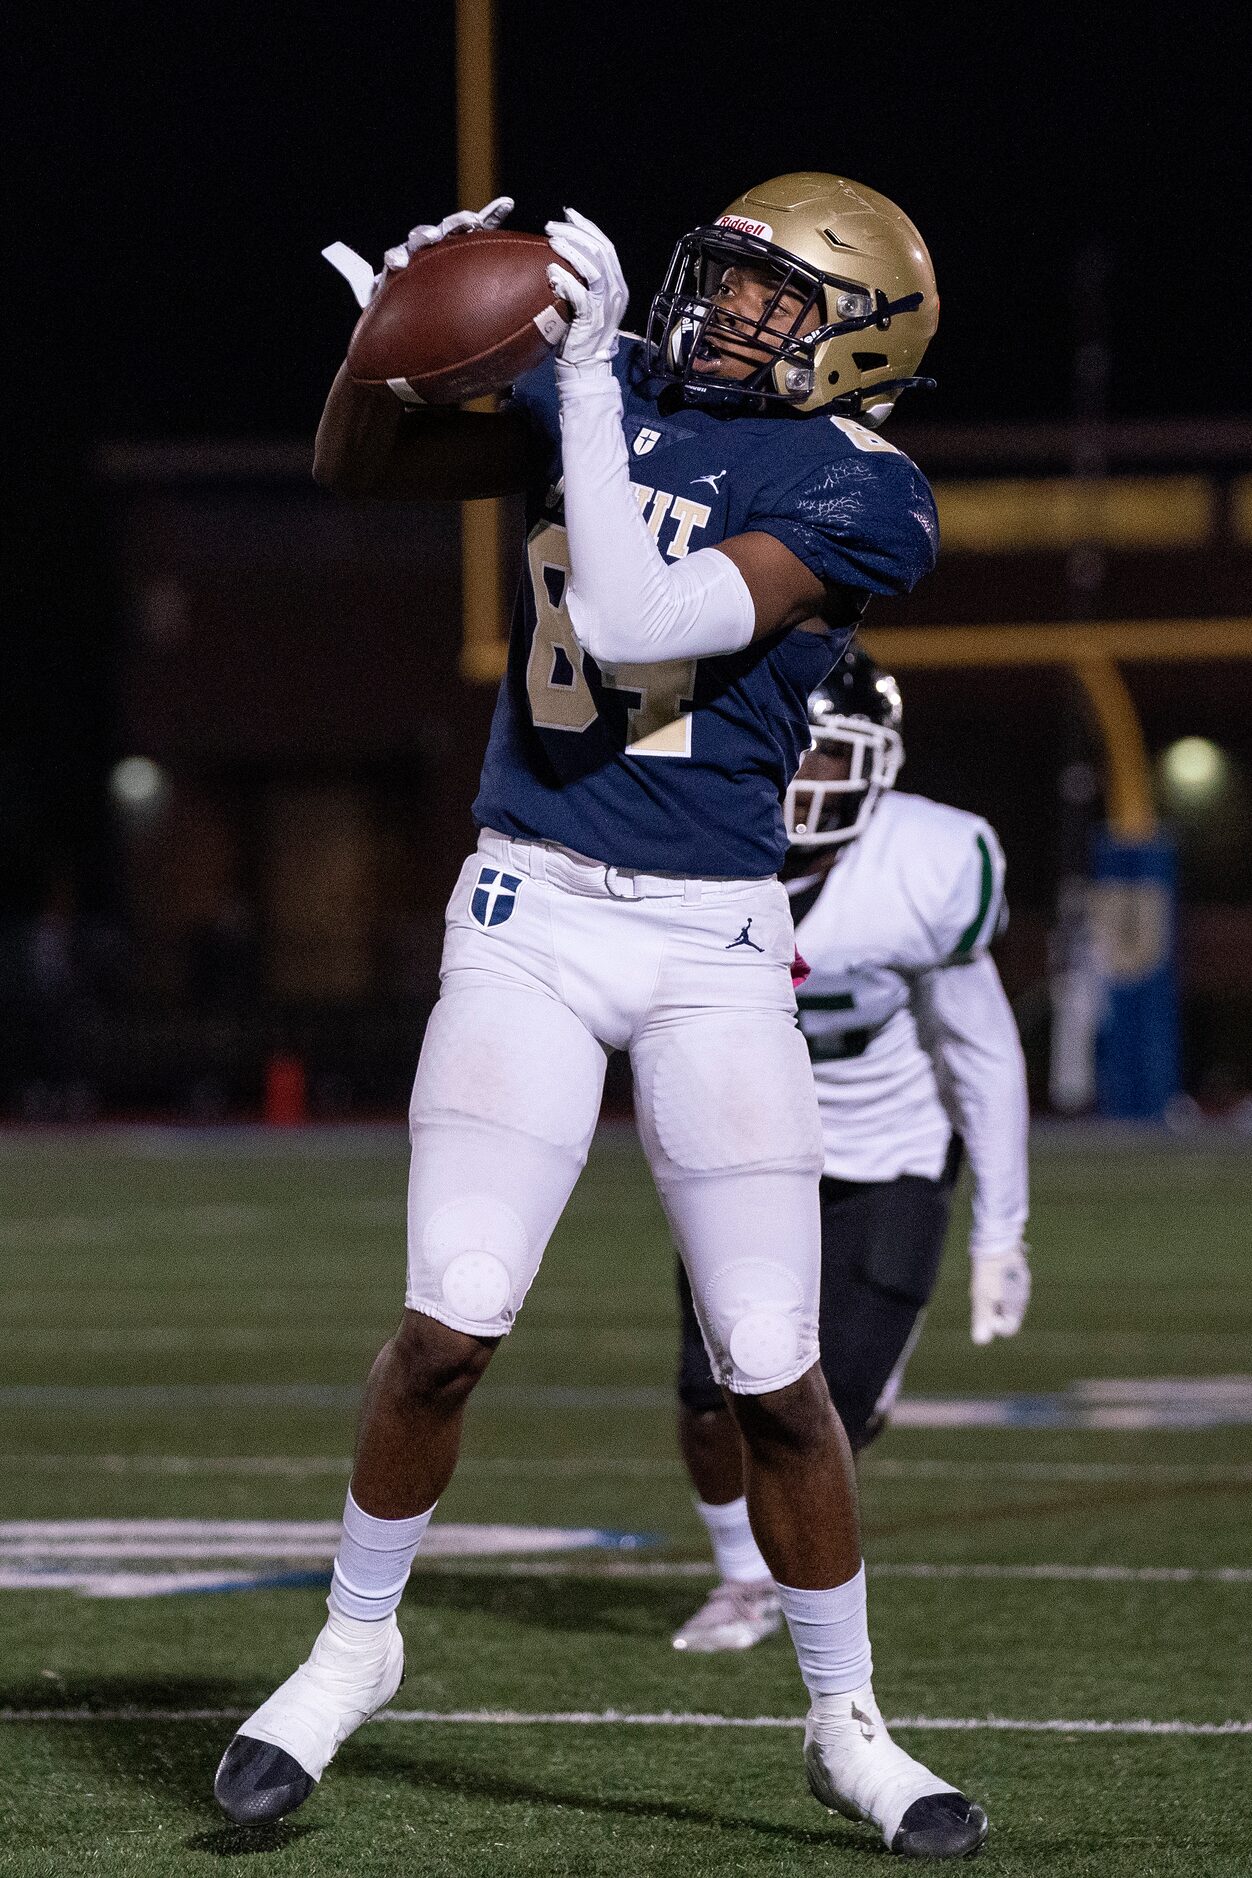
[472,339,938,877]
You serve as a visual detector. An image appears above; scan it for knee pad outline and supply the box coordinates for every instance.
[418,1195,531,1327]
[694,1254,816,1392]
[728,1308,801,1382]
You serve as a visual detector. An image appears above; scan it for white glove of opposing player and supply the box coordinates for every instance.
[322,196,514,310]
[970,1243,1032,1345]
[545,208,629,370]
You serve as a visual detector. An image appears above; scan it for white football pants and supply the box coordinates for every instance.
[405,830,823,1395]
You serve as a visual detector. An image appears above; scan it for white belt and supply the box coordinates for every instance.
[477,830,768,904]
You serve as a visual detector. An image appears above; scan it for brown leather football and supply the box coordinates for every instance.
[346,228,575,403]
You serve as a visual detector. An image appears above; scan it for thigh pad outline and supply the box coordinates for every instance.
[411,985,603,1152]
[643,1016,823,1176]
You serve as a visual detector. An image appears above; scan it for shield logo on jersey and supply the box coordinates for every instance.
[470,867,522,929]
[632,427,661,457]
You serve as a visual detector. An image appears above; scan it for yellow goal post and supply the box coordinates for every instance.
[860,618,1252,841]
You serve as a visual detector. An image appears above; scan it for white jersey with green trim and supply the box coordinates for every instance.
[793,791,1028,1253]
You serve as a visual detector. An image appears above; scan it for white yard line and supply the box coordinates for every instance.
[868,1458,1252,1482]
[0,1520,651,1563]
[0,1453,681,1478]
[7,1380,1252,1427]
[0,1706,1247,1736]
[0,1384,668,1410]
[0,1454,356,1477]
[456,1560,1252,1584]
[8,1453,1252,1483]
[2,1515,1249,1587]
[872,1562,1252,1584]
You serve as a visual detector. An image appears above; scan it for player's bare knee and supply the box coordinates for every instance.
[726,1364,835,1459]
[387,1310,497,1414]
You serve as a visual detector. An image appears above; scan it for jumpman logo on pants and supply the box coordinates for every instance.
[725,919,764,953]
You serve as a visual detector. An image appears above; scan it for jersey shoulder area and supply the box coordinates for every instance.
[873,792,1007,963]
[739,407,938,599]
[508,342,938,596]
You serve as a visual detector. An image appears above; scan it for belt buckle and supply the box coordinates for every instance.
[604,865,638,900]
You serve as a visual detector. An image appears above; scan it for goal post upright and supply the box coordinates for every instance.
[456,0,509,684]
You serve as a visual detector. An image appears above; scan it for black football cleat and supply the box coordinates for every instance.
[214,1735,315,1825]
[804,1685,990,1858]
[212,1611,404,1825]
[892,1791,989,1859]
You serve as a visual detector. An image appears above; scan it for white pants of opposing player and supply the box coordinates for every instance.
[406,831,824,1395]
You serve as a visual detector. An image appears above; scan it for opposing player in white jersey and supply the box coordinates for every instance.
[673,648,1031,1652]
[215,175,990,1857]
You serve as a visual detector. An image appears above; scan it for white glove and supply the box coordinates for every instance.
[970,1243,1032,1345]
[545,208,629,371]
[321,196,514,310]
[384,194,514,274]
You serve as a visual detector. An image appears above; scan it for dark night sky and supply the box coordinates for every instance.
[20,3,1252,437]
[8,4,1252,910]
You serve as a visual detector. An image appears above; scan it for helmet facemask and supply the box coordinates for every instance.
[784,715,904,848]
[644,223,930,416]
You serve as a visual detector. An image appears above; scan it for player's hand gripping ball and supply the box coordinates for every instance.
[544,208,629,368]
[345,196,583,404]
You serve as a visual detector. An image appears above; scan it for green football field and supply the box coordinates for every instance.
[1,1127,1249,1876]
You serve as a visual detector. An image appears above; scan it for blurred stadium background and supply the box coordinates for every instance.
[5,9,1252,1873]
[8,4,1252,1129]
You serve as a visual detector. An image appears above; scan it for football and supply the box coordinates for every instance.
[346,227,577,404]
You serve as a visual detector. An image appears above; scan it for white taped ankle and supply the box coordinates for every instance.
[328,1488,435,1622]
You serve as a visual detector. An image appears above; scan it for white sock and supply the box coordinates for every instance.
[776,1563,874,1697]
[695,1495,771,1585]
[328,1488,435,1622]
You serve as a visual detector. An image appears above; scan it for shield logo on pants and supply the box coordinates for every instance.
[470,867,522,929]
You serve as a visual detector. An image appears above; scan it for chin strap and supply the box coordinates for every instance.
[829,375,938,420]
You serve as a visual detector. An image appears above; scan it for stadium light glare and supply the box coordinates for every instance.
[1159,736,1229,805]
[110,755,167,811]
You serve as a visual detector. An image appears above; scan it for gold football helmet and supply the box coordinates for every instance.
[644,171,938,420]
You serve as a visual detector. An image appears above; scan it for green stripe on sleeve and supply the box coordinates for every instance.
[952,833,995,957]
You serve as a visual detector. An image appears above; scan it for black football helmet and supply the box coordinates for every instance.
[784,647,904,848]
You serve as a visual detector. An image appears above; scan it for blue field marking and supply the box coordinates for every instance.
[893,1375,1252,1431]
[176,1569,331,1596]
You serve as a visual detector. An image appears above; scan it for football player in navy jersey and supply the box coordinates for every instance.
[216,175,988,1858]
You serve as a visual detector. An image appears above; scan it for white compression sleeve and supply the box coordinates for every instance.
[913,954,1030,1258]
[555,360,757,665]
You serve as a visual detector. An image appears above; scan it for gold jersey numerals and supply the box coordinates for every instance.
[524,521,696,758]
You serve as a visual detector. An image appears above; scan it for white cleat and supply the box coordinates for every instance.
[214,1611,404,1824]
[804,1683,988,1859]
[671,1578,782,1653]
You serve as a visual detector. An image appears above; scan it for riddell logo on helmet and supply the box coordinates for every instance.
[716,214,773,240]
